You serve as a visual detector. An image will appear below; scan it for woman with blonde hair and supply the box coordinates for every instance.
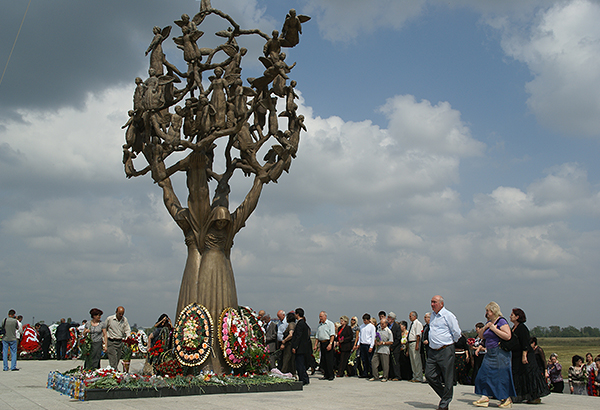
[473,302,516,408]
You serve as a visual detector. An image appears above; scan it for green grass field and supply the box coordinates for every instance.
[537,337,600,379]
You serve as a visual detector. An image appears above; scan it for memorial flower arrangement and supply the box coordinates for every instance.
[135,330,149,354]
[79,334,92,357]
[154,355,184,377]
[48,365,297,401]
[242,338,270,375]
[239,306,265,345]
[173,303,213,366]
[148,339,165,358]
[121,335,139,361]
[219,307,248,368]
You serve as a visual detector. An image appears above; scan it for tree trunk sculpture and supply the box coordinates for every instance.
[122,4,309,373]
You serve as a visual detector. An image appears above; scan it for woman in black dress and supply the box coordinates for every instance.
[336,315,354,377]
[509,308,550,404]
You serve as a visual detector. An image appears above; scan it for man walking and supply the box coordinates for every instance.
[408,311,424,382]
[314,311,335,380]
[425,296,462,410]
[102,306,131,370]
[2,310,19,371]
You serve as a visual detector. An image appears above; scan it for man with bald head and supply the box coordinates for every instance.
[314,311,335,380]
[275,309,288,368]
[102,306,131,370]
[425,296,461,410]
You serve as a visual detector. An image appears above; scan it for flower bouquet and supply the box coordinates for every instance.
[79,334,92,358]
[242,339,270,374]
[122,335,139,361]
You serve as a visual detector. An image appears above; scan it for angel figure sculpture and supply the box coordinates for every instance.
[280,9,310,47]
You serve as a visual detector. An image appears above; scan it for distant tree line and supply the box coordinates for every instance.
[530,326,600,338]
[463,326,600,338]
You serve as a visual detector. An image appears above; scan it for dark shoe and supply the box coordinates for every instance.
[11,368,19,371]
[437,407,448,410]
[318,377,328,380]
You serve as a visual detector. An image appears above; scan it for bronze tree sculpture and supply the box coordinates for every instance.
[122,3,308,372]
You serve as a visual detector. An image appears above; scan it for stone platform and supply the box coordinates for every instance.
[0,358,596,409]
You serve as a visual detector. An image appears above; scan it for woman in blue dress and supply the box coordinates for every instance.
[473,302,516,408]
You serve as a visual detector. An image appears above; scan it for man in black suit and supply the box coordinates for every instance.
[387,312,403,381]
[55,318,71,360]
[35,323,52,360]
[291,307,311,385]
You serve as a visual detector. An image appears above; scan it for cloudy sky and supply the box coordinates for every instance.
[2,0,600,331]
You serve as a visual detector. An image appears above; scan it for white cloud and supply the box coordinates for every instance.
[492,0,600,136]
[0,88,129,185]
[469,163,598,227]
[281,94,484,218]
[381,95,485,157]
[304,0,426,42]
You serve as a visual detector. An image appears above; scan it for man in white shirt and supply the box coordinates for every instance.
[102,306,131,370]
[275,310,287,369]
[408,311,424,382]
[353,313,376,378]
[425,295,462,410]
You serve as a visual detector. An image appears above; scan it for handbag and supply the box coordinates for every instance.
[498,317,519,352]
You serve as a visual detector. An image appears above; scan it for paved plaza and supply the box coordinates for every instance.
[0,359,595,409]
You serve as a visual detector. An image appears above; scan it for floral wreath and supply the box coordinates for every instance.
[135,330,149,354]
[219,307,249,368]
[173,303,213,366]
[239,306,265,345]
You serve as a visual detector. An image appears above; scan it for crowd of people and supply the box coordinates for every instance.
[2,306,131,373]
[3,297,600,408]
[258,296,600,409]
